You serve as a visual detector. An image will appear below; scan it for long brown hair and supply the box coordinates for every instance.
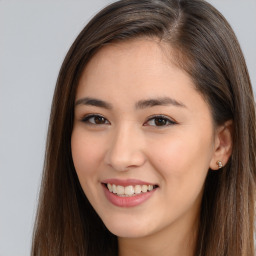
[31,0,256,255]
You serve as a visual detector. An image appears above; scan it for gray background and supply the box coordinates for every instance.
[0,1,255,255]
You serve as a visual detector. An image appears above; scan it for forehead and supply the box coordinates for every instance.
[77,38,195,97]
[93,38,171,64]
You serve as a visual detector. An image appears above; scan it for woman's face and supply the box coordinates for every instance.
[71,39,218,239]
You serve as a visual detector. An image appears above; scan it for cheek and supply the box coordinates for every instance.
[147,129,213,190]
[147,134,212,219]
[71,129,104,179]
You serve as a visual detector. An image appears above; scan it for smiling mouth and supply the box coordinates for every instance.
[104,183,158,197]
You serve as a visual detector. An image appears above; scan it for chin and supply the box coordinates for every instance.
[108,226,149,238]
[102,216,156,238]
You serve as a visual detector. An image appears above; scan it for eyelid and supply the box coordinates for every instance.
[144,114,177,126]
[80,113,110,125]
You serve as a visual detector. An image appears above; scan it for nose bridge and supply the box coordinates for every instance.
[105,122,145,171]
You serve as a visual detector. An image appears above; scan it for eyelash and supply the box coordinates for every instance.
[81,114,110,125]
[145,115,177,127]
[81,114,177,127]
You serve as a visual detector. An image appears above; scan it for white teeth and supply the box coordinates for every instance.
[106,183,156,196]
[116,185,125,195]
[107,183,113,192]
[125,185,134,196]
[141,185,148,193]
[134,185,142,194]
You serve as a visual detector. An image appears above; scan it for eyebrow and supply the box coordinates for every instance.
[75,96,186,109]
[135,97,186,109]
[75,97,113,109]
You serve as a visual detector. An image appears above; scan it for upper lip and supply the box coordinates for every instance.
[101,178,157,187]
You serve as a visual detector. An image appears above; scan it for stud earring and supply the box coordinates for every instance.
[216,160,223,169]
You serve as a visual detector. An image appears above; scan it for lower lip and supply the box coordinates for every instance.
[102,184,156,207]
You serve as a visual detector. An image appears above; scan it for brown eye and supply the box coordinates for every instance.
[154,117,168,126]
[82,115,110,125]
[94,116,106,124]
[145,115,176,127]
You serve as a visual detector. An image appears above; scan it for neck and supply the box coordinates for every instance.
[118,212,199,256]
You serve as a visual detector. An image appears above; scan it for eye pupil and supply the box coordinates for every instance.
[155,118,166,126]
[95,116,105,124]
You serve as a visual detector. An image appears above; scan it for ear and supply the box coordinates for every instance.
[209,120,233,170]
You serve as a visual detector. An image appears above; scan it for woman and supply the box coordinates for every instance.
[31,0,256,255]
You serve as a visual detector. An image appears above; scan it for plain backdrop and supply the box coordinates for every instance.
[0,1,255,255]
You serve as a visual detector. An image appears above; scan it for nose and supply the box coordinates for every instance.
[104,124,146,172]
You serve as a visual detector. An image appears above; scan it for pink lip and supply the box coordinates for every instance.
[102,178,156,186]
[102,182,157,208]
